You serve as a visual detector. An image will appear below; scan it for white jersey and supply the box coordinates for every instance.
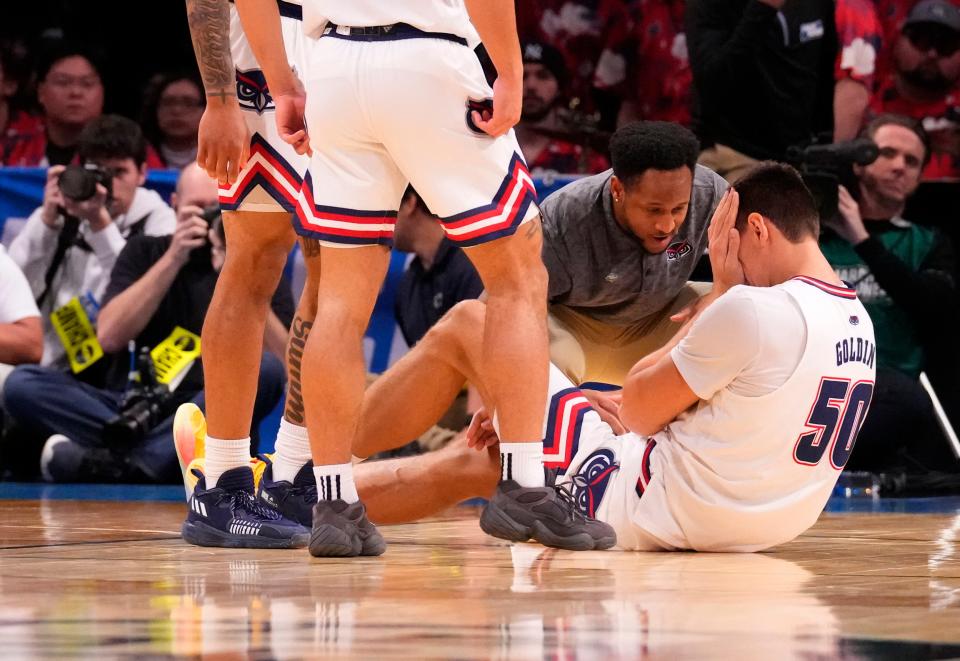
[302,0,479,43]
[635,277,877,551]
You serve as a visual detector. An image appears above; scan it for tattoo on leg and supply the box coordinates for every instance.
[525,218,542,239]
[300,238,322,258]
[284,315,314,425]
[206,88,233,105]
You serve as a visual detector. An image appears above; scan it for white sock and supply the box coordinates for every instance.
[313,463,359,503]
[205,436,251,488]
[272,419,312,483]
[499,442,544,488]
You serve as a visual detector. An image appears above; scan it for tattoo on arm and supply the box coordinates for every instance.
[185,0,235,104]
[284,315,314,425]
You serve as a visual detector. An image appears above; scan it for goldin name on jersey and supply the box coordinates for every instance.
[835,336,876,369]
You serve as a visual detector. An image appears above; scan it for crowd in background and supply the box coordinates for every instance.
[0,0,959,486]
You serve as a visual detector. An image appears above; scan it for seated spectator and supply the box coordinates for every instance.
[516,41,610,177]
[820,114,959,471]
[834,0,883,141]
[516,0,633,126]
[870,0,960,180]
[686,0,837,182]
[140,71,204,170]
[1,43,105,167]
[615,0,694,127]
[0,42,42,152]
[393,187,484,348]
[0,245,42,387]
[7,114,175,372]
[2,164,292,483]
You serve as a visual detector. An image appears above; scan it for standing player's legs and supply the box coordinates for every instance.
[201,211,294,476]
[369,35,612,549]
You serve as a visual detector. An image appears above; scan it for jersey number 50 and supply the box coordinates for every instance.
[793,378,875,469]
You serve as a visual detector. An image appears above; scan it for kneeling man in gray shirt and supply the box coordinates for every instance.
[542,122,728,396]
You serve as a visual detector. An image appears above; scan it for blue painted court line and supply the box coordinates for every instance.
[0,482,957,515]
[0,483,185,502]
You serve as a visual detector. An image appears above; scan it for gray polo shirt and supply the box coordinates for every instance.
[541,165,728,326]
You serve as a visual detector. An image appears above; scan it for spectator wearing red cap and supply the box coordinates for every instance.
[870,0,960,180]
[516,41,611,177]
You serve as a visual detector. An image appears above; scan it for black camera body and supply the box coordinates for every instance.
[102,348,176,447]
[58,163,113,202]
[786,137,880,221]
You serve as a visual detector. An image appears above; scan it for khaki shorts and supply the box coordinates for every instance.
[548,282,711,388]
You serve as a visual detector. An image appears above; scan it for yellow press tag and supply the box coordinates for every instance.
[50,297,104,374]
[150,327,202,387]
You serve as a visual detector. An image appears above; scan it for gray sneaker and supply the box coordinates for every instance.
[309,499,387,558]
[480,480,617,551]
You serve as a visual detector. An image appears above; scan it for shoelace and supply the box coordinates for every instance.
[217,489,283,521]
[553,483,588,523]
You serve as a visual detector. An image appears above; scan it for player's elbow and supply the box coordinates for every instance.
[619,403,663,437]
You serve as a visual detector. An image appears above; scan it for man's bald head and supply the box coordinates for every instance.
[174,162,219,214]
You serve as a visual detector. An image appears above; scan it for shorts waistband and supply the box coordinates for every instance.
[323,22,468,46]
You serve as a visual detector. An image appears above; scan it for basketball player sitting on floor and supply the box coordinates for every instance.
[178,162,877,552]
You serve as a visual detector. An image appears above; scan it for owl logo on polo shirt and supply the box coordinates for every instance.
[236,69,274,115]
[665,240,692,261]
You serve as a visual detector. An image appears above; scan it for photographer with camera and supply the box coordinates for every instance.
[2,164,292,483]
[6,115,175,372]
[820,113,960,473]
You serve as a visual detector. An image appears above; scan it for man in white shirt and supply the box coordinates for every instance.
[8,115,175,370]
[321,162,876,552]
[0,245,42,386]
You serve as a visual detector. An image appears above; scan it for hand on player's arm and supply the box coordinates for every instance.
[234,0,311,155]
[580,389,626,434]
[464,0,523,137]
[185,0,250,185]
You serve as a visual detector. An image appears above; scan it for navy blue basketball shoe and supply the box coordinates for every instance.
[182,465,309,549]
[256,455,317,527]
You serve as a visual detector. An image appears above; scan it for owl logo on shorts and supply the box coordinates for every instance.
[236,69,274,115]
[570,449,620,518]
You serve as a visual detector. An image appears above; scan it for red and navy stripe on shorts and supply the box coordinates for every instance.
[294,172,397,246]
[542,387,592,476]
[439,152,539,247]
[635,439,657,498]
[218,133,302,212]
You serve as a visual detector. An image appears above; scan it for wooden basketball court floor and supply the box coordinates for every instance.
[1,485,958,660]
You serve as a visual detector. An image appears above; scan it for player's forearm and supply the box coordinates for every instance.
[627,293,718,378]
[464,0,522,81]
[97,255,181,353]
[0,319,43,365]
[185,0,239,107]
[234,0,297,94]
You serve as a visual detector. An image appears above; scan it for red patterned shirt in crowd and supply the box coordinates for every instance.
[526,138,610,177]
[1,118,165,169]
[1,110,43,153]
[835,0,883,93]
[517,0,633,105]
[870,77,960,180]
[615,0,692,124]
